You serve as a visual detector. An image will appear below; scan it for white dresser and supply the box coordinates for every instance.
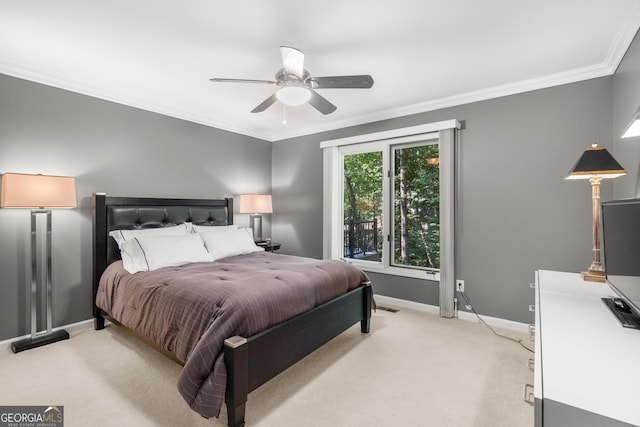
[534,270,640,426]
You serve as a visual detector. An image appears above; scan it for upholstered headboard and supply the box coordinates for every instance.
[92,193,233,317]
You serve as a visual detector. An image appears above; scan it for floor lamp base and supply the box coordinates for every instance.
[11,329,69,353]
[581,269,606,283]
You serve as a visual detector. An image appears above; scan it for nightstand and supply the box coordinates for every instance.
[256,241,281,252]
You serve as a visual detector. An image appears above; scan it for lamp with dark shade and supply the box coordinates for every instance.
[566,145,626,282]
[239,194,272,243]
[1,172,77,352]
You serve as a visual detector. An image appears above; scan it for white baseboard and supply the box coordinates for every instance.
[374,295,530,334]
[375,295,441,315]
[0,318,95,352]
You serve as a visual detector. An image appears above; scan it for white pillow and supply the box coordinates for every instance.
[191,224,238,234]
[119,239,149,274]
[109,223,191,248]
[120,233,213,273]
[200,227,264,261]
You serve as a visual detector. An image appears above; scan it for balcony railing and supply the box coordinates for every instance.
[344,218,379,259]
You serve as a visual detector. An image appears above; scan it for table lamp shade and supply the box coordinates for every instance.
[1,173,77,208]
[239,194,272,214]
[566,145,626,179]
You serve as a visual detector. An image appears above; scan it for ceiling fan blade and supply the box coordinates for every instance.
[251,93,278,113]
[308,90,337,115]
[311,75,374,89]
[210,78,276,85]
[280,46,305,80]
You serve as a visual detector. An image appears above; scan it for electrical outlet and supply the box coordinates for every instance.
[456,280,465,292]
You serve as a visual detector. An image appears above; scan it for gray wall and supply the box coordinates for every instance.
[614,30,640,199]
[0,74,272,341]
[273,77,615,324]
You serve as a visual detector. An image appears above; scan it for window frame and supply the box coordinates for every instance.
[390,138,441,273]
[321,120,460,283]
[338,140,387,270]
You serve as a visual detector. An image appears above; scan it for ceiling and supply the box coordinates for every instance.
[1,1,640,142]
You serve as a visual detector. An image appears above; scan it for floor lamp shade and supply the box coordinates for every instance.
[1,172,77,353]
[239,194,272,242]
[566,145,626,282]
[1,173,77,208]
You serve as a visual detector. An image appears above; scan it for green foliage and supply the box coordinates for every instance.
[393,145,440,269]
[343,152,383,222]
[342,144,440,270]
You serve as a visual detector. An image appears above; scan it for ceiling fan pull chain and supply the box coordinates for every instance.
[282,104,287,124]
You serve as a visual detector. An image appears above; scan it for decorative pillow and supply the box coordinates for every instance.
[200,227,264,261]
[109,223,191,248]
[120,233,213,273]
[191,224,238,234]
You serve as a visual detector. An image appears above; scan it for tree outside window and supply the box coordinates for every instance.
[342,142,440,271]
[343,152,383,261]
[393,143,440,269]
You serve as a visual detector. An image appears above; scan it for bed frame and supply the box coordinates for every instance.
[92,193,372,427]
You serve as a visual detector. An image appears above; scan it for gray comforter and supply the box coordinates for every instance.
[96,251,367,418]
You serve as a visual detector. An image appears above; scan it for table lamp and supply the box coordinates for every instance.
[1,172,77,352]
[566,145,626,282]
[239,194,272,242]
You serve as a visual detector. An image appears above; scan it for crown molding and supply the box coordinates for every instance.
[3,3,640,144]
[0,63,274,142]
[606,1,640,72]
[272,6,640,141]
[0,57,625,144]
[271,62,617,141]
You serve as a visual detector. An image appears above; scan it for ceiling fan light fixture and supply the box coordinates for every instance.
[276,86,311,106]
[209,46,372,114]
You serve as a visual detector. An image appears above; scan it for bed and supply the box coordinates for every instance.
[92,193,373,426]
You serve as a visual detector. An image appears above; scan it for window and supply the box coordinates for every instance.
[343,150,383,262]
[321,120,459,286]
[392,142,440,270]
[339,142,441,272]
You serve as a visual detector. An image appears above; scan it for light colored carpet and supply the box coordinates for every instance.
[0,307,533,427]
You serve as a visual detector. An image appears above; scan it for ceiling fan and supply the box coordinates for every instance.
[209,46,374,115]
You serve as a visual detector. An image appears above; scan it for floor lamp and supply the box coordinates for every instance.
[566,145,626,282]
[239,194,272,243]
[1,172,77,352]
